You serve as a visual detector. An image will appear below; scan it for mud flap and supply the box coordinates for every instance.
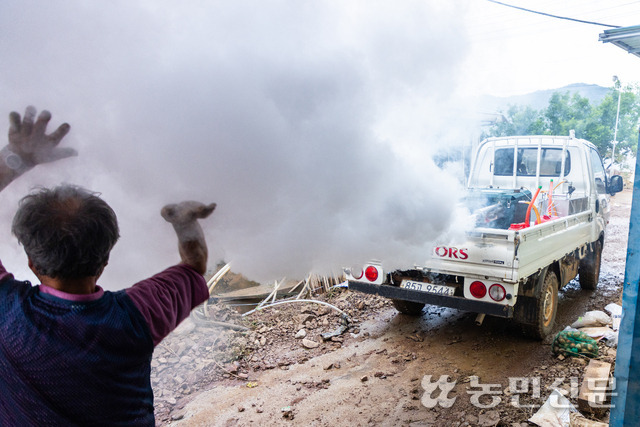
[512,296,538,324]
[513,266,548,325]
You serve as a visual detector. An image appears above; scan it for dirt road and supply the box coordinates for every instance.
[155,189,631,426]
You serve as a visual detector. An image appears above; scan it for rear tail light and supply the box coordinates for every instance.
[469,281,487,298]
[365,266,379,282]
[489,284,506,301]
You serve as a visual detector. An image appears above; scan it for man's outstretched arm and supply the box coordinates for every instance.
[125,202,215,345]
[161,201,216,274]
[0,106,76,192]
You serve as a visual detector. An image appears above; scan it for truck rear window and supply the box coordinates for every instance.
[494,148,570,177]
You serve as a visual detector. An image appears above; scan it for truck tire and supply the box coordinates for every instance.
[392,299,425,316]
[524,270,558,340]
[578,240,602,290]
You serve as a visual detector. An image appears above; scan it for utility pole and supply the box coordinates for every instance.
[612,75,622,168]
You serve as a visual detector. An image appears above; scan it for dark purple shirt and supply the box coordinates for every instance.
[126,264,209,345]
[0,259,208,424]
[0,260,11,283]
[0,260,208,346]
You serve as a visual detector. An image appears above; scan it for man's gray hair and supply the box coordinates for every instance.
[12,185,120,279]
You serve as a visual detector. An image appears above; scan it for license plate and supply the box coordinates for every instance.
[400,280,455,296]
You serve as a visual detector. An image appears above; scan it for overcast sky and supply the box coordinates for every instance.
[462,0,640,97]
[1,1,639,288]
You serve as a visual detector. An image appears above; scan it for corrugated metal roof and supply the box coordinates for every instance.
[599,25,640,58]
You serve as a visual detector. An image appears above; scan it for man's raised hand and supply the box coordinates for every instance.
[161,201,216,275]
[161,201,217,226]
[7,106,76,167]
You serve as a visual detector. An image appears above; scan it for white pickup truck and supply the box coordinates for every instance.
[346,133,623,339]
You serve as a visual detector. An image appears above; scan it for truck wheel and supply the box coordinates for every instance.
[524,270,558,340]
[579,240,602,290]
[392,299,425,316]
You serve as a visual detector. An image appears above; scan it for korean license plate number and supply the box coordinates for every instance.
[400,280,455,296]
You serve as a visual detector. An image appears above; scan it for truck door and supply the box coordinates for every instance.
[588,147,610,227]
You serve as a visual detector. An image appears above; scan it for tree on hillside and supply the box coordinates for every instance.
[486,105,545,137]
[545,91,592,136]
[583,85,640,161]
[484,85,640,161]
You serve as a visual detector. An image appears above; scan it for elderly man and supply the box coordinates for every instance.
[0,106,215,425]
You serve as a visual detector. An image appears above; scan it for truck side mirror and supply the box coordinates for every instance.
[608,175,624,195]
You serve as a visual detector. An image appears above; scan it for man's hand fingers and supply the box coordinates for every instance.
[47,123,71,144]
[5,106,76,169]
[197,203,217,218]
[33,110,52,136]
[9,112,21,137]
[161,201,216,224]
[22,106,37,136]
[161,205,177,222]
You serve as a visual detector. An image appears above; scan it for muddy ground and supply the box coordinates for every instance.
[151,189,632,426]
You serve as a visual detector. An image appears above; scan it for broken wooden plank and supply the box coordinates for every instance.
[213,282,296,300]
[203,263,232,317]
[578,359,612,412]
[256,279,282,309]
[289,278,305,294]
[207,263,231,294]
[296,275,311,300]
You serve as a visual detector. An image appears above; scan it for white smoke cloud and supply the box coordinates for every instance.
[0,1,477,287]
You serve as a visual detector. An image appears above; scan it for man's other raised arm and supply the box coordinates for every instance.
[161,201,216,275]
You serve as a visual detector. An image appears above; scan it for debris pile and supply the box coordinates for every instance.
[525,304,621,426]
[151,302,253,420]
[151,284,391,423]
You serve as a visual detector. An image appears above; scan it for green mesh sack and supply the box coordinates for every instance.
[552,330,599,358]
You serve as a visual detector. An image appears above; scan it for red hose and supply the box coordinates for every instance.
[525,186,542,228]
[548,179,554,216]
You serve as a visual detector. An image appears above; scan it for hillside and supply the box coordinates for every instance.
[480,83,610,112]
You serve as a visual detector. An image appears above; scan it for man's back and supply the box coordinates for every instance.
[0,278,155,425]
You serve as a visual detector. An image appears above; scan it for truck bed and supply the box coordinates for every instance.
[428,209,592,283]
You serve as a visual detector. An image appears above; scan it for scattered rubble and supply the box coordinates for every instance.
[152,289,624,425]
[571,310,612,329]
[151,287,391,423]
[529,388,578,426]
[577,360,612,414]
[302,338,320,349]
[280,406,294,420]
[477,410,500,426]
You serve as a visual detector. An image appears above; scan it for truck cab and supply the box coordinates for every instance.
[468,134,620,240]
